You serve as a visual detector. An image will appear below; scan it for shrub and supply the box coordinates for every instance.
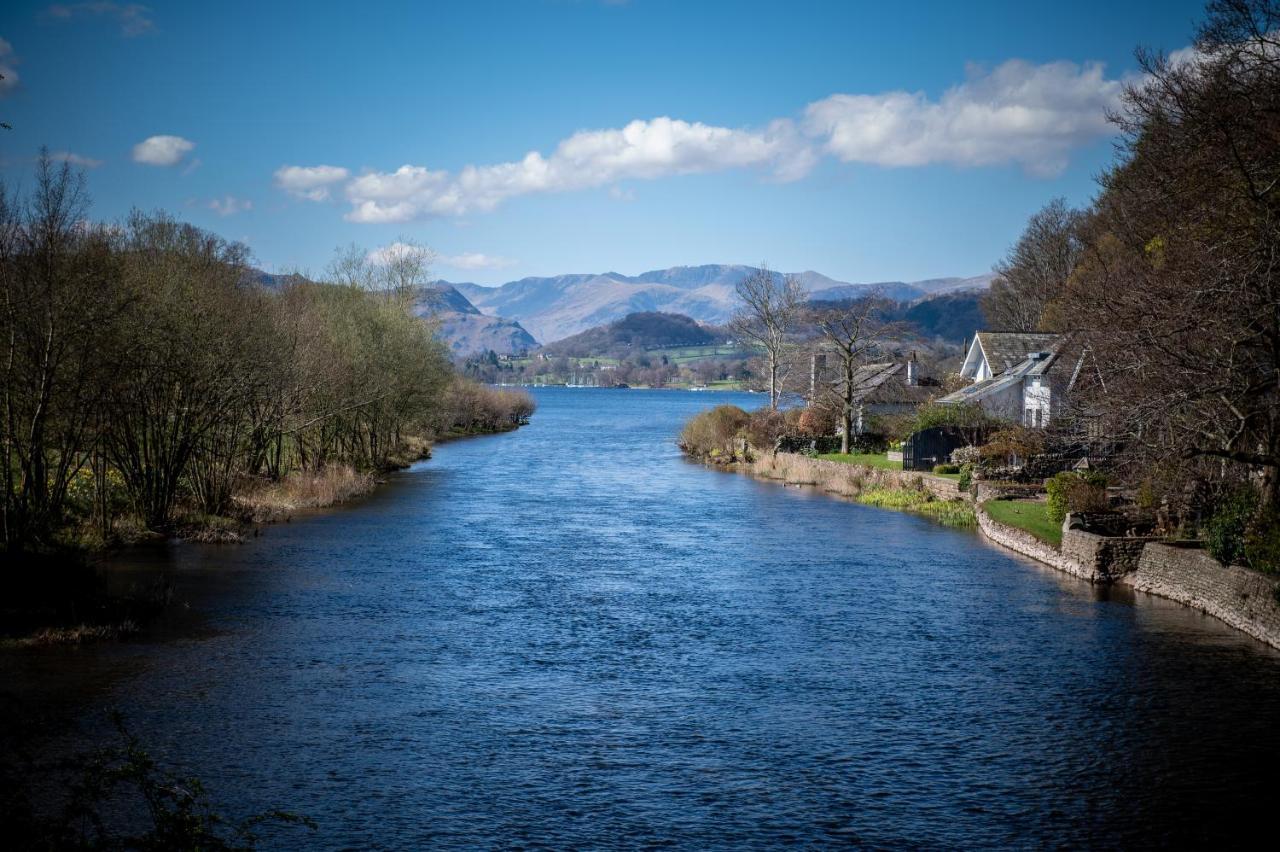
[679,405,750,458]
[958,463,973,493]
[1045,470,1109,524]
[950,445,981,466]
[980,426,1046,463]
[744,407,791,452]
[1206,487,1258,566]
[932,463,960,475]
[1244,505,1280,574]
[797,405,837,437]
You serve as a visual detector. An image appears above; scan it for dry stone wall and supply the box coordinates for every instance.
[1122,543,1280,649]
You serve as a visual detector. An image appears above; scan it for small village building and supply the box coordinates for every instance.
[846,356,934,433]
[938,332,1082,427]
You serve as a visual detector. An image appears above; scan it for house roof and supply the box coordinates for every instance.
[940,337,1077,405]
[937,368,1024,405]
[974,332,1064,376]
[848,362,933,405]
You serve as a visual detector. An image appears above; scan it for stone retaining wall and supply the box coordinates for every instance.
[1121,543,1280,649]
[1061,530,1150,582]
[976,504,1100,582]
[769,453,971,502]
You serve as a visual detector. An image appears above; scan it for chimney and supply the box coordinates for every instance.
[906,351,918,386]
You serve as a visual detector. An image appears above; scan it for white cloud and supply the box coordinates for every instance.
[440,252,516,270]
[0,37,20,95]
[366,240,433,266]
[608,185,635,202]
[207,195,251,216]
[51,151,103,168]
[46,3,155,38]
[273,164,350,201]
[343,116,816,222]
[804,59,1122,177]
[132,134,194,167]
[297,55,1127,223]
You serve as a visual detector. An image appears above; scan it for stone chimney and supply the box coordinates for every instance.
[906,351,918,386]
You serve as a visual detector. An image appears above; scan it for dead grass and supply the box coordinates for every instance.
[235,465,377,520]
[9,620,142,647]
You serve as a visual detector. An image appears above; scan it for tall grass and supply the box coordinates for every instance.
[237,465,377,517]
[745,453,976,526]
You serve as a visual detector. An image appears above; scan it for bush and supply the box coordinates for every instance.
[932,463,960,475]
[744,407,792,452]
[980,426,1046,463]
[1045,470,1108,524]
[679,405,750,458]
[1206,487,1258,566]
[957,464,973,493]
[796,405,837,437]
[950,444,981,466]
[1244,503,1280,574]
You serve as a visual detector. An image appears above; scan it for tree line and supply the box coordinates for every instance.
[1,154,532,554]
[978,0,1279,530]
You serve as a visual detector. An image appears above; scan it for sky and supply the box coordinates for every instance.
[0,0,1208,285]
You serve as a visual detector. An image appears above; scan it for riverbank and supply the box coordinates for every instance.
[696,447,1280,651]
[976,500,1280,650]
[1,420,531,648]
[735,452,975,526]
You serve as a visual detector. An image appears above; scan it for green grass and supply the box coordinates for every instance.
[856,486,976,527]
[816,452,902,471]
[982,498,1061,546]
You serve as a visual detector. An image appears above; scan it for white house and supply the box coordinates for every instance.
[938,332,1082,427]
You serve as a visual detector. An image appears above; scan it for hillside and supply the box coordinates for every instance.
[448,265,993,344]
[411,285,538,357]
[542,311,728,358]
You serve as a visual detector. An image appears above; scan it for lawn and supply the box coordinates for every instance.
[816,452,902,471]
[982,498,1061,547]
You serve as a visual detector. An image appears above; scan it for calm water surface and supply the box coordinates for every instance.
[7,388,1280,848]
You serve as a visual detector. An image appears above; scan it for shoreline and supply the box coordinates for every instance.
[2,422,529,647]
[697,450,1280,651]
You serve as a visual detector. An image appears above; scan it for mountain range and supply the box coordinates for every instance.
[411,285,538,357]
[445,265,993,344]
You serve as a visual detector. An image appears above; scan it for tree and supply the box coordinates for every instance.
[810,294,901,453]
[981,198,1085,332]
[729,263,805,409]
[1059,0,1280,504]
[0,153,124,551]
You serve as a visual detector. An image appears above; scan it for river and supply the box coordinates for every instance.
[6,387,1280,848]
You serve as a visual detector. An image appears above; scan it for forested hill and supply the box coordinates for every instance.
[541,312,729,357]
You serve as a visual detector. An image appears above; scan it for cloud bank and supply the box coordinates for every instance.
[278,56,1126,223]
[132,134,194,166]
[440,252,517,270]
[273,164,349,201]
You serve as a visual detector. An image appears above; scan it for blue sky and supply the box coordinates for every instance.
[1,0,1206,284]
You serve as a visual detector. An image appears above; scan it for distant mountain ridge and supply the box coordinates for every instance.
[412,284,537,357]
[445,265,993,344]
[543,311,730,358]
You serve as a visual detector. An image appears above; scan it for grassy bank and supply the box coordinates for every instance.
[816,452,901,471]
[747,453,975,527]
[983,498,1062,547]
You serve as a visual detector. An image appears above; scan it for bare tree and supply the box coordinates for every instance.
[729,263,805,409]
[981,198,1084,332]
[811,294,902,453]
[1060,0,1280,504]
[379,237,435,295]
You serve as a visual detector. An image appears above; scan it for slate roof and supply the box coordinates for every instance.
[975,332,1063,376]
[848,363,934,405]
